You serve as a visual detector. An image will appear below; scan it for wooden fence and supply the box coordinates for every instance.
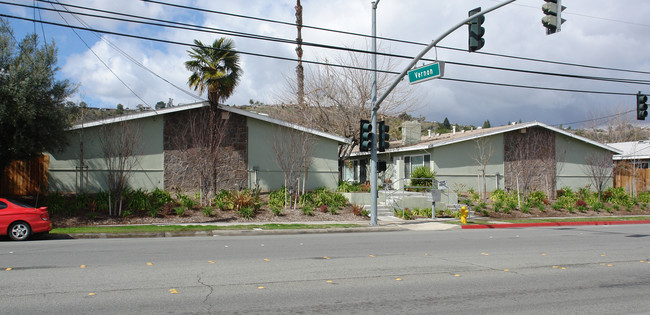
[0,155,49,196]
[614,161,650,194]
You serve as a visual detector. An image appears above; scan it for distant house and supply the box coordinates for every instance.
[47,102,349,193]
[609,140,650,193]
[345,121,622,197]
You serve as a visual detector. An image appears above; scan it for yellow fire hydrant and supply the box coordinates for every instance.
[460,206,469,224]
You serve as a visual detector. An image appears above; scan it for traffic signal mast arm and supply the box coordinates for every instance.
[373,0,516,112]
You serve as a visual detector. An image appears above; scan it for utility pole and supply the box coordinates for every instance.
[295,0,305,108]
[370,0,380,226]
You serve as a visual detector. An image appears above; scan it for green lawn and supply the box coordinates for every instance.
[52,223,363,234]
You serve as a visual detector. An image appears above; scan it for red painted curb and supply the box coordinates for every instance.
[461,220,650,229]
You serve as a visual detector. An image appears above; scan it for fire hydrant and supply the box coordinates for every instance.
[460,206,469,224]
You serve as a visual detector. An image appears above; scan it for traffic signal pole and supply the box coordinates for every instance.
[368,0,515,226]
[370,0,380,226]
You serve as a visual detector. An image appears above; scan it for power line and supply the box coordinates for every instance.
[49,0,204,102]
[0,13,639,98]
[13,2,650,87]
[138,0,650,76]
[47,2,150,107]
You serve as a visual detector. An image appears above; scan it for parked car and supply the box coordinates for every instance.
[0,198,52,241]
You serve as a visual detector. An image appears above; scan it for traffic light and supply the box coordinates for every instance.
[359,119,373,152]
[377,120,390,152]
[468,7,485,52]
[637,92,648,120]
[542,0,566,35]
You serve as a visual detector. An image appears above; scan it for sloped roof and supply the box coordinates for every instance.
[609,141,650,160]
[351,121,622,156]
[70,101,350,144]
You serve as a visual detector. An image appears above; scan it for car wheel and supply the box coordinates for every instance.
[8,222,32,241]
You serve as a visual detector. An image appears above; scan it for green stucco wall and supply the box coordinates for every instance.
[432,134,505,192]
[47,116,164,193]
[555,133,612,190]
[246,119,340,191]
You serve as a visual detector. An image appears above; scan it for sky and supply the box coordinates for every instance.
[3,0,650,129]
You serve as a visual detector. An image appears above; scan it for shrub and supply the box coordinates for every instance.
[493,200,504,213]
[394,208,413,220]
[271,206,283,216]
[301,205,314,216]
[73,193,91,214]
[412,207,432,218]
[521,204,531,214]
[45,192,68,215]
[268,187,288,209]
[551,202,563,211]
[605,187,633,208]
[591,201,604,212]
[637,192,650,204]
[151,188,173,207]
[410,166,435,189]
[126,188,151,212]
[319,204,328,213]
[174,206,186,216]
[94,191,110,213]
[176,193,197,209]
[526,191,547,210]
[352,204,368,217]
[337,181,364,192]
[202,206,214,217]
[239,206,255,219]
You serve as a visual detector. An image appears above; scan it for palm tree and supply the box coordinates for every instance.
[185,38,242,105]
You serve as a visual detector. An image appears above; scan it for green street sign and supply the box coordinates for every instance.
[408,62,445,84]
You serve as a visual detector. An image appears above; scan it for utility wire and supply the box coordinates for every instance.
[138,0,650,76]
[50,0,204,102]
[47,4,150,107]
[13,2,650,87]
[551,110,634,127]
[0,13,639,98]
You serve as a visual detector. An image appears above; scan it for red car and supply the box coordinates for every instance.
[0,198,52,241]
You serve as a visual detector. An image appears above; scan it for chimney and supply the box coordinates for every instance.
[401,121,422,145]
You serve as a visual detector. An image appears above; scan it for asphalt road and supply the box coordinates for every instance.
[2,225,650,314]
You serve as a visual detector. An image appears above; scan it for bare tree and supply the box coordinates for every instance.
[504,127,555,204]
[581,106,649,143]
[169,108,229,206]
[100,120,141,217]
[272,126,315,208]
[277,47,421,159]
[472,136,494,199]
[583,152,614,201]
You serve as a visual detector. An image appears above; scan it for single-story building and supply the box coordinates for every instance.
[609,140,650,193]
[345,121,622,197]
[47,102,350,193]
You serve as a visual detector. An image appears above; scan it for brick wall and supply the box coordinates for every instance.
[163,107,248,192]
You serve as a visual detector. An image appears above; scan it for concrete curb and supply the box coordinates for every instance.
[49,226,408,239]
[461,220,650,229]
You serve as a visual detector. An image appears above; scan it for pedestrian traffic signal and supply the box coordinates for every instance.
[468,7,485,52]
[542,0,566,35]
[377,161,387,172]
[378,120,390,152]
[359,119,373,152]
[637,92,648,120]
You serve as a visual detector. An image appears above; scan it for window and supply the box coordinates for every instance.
[0,201,6,210]
[404,154,431,179]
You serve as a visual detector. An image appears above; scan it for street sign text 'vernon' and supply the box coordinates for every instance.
[408,62,445,84]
